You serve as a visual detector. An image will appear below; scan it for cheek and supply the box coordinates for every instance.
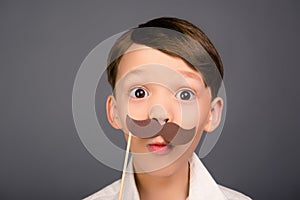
[127,100,149,119]
[198,107,210,129]
[126,134,148,153]
[179,98,210,131]
[115,95,148,130]
[182,127,204,154]
[180,103,200,129]
[194,94,212,130]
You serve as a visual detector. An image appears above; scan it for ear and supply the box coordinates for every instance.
[106,95,121,129]
[204,97,224,132]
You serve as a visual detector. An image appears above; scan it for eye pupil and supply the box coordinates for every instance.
[180,91,190,100]
[135,88,145,98]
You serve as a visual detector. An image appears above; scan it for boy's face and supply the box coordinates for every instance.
[107,44,222,175]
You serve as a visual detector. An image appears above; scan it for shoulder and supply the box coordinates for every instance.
[83,179,121,200]
[218,185,252,200]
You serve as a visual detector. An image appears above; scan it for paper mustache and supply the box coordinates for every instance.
[126,115,196,145]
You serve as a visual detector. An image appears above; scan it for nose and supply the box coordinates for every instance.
[149,104,170,125]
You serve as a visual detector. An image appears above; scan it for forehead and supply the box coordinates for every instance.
[116,44,203,83]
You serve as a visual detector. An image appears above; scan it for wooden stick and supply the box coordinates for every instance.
[118,132,132,200]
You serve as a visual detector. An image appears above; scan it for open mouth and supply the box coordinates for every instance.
[147,142,174,155]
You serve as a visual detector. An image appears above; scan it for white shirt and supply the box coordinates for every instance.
[84,153,251,200]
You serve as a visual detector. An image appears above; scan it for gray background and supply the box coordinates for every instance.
[1,0,299,199]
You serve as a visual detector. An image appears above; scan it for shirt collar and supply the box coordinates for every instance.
[188,153,227,200]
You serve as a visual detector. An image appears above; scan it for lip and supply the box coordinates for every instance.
[147,143,173,155]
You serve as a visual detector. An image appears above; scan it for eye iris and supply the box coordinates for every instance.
[180,91,190,100]
[135,88,145,98]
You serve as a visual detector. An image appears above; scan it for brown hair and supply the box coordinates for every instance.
[106,17,223,98]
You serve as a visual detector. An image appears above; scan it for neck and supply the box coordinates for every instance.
[134,162,190,200]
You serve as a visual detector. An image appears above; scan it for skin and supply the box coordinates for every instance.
[106,44,223,200]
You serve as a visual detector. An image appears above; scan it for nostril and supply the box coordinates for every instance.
[152,118,169,124]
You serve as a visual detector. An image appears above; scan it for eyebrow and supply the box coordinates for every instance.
[117,68,143,81]
[177,70,204,83]
[127,69,202,79]
[123,68,145,77]
[122,67,205,87]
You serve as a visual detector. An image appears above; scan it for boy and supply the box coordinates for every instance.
[85,17,251,200]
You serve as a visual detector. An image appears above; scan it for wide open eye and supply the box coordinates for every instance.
[175,89,195,101]
[129,87,149,99]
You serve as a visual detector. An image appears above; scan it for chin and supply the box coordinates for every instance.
[132,149,191,176]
